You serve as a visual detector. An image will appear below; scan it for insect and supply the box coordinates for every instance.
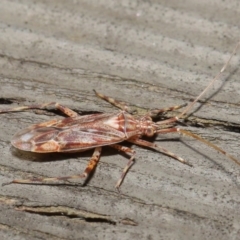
[1,42,240,191]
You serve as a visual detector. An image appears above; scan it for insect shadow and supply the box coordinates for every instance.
[187,65,239,118]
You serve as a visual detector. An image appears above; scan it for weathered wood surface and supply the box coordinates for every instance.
[0,1,240,239]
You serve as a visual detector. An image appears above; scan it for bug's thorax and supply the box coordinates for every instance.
[104,111,156,138]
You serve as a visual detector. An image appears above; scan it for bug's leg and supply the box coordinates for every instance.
[110,144,136,190]
[157,128,240,166]
[0,102,78,118]
[3,147,102,186]
[148,103,187,118]
[95,89,187,118]
[128,138,192,166]
[94,90,130,112]
[81,147,102,182]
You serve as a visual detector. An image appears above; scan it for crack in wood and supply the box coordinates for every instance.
[15,206,136,225]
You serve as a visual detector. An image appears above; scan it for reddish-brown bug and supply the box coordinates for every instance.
[1,42,240,190]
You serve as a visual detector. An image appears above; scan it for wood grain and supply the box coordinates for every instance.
[0,1,240,239]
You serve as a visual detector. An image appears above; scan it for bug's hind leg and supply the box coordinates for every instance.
[0,102,78,118]
[110,144,136,190]
[2,147,102,186]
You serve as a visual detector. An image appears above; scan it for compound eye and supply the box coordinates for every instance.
[145,128,155,136]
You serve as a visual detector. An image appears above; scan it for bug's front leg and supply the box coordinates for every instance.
[0,102,78,118]
[157,127,240,166]
[148,103,187,118]
[3,147,102,186]
[128,137,192,166]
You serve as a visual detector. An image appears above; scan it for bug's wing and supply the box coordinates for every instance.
[11,113,127,153]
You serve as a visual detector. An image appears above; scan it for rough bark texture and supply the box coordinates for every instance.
[0,1,240,239]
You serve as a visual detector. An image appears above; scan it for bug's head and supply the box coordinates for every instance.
[138,115,157,137]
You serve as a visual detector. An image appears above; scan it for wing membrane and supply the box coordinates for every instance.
[12,113,126,152]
